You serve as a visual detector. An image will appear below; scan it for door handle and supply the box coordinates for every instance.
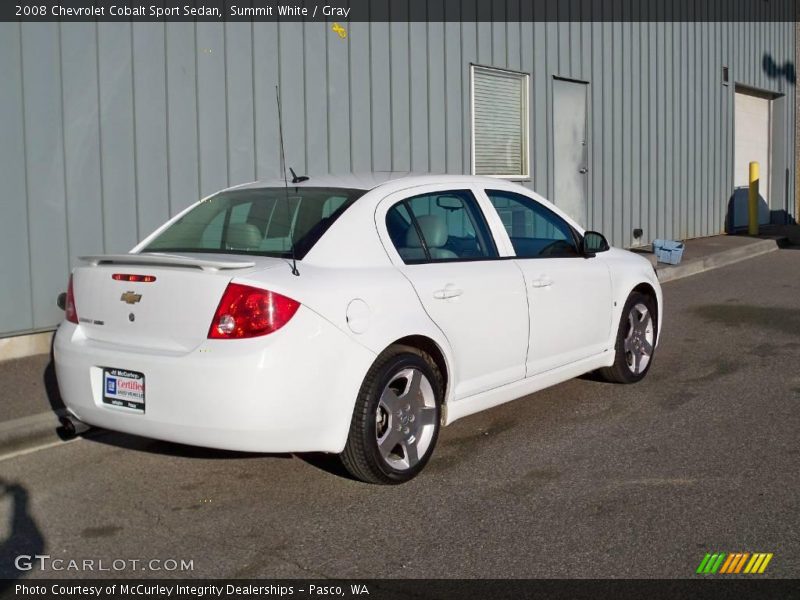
[579,167,589,174]
[433,286,463,300]
[531,277,553,288]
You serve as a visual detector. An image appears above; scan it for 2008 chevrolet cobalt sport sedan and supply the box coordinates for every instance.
[54,173,662,484]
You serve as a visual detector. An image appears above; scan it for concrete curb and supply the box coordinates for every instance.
[0,411,67,459]
[656,237,786,284]
[0,331,54,363]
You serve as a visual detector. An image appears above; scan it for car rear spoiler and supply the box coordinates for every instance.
[80,253,256,272]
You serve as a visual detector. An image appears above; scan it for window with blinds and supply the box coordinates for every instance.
[470,65,530,179]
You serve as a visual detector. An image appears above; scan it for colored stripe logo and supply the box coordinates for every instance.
[696,552,773,574]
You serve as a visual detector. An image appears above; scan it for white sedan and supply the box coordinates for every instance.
[54,174,662,484]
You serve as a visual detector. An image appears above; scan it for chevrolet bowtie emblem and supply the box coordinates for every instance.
[331,22,347,39]
[120,291,142,305]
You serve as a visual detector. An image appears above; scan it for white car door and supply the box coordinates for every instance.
[480,188,614,376]
[376,184,529,400]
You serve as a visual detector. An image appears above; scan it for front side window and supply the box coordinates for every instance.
[485,190,579,258]
[143,187,364,259]
[385,190,498,264]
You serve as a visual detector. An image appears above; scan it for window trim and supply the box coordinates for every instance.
[470,64,531,181]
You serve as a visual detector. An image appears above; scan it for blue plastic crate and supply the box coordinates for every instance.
[652,239,685,265]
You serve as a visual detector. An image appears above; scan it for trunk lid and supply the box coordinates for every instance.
[72,252,285,352]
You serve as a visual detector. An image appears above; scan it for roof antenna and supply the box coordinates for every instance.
[276,85,300,277]
[289,167,309,184]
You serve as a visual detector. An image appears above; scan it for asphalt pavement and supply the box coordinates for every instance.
[0,249,798,579]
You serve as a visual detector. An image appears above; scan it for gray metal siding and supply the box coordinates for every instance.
[0,23,34,334]
[0,8,796,337]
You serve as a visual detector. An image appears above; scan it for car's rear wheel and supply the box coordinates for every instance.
[340,346,443,484]
[600,291,657,384]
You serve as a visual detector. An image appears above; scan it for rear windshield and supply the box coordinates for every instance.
[143,187,364,259]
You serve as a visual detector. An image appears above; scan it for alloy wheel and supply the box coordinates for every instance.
[375,367,438,470]
[623,302,654,375]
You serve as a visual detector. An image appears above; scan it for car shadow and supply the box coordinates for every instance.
[578,371,615,384]
[43,346,65,414]
[295,453,360,481]
[79,430,357,480]
[79,429,293,461]
[43,329,77,441]
[0,479,45,584]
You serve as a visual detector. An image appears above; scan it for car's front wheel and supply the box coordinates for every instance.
[340,346,443,484]
[600,291,657,384]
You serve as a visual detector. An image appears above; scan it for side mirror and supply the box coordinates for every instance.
[582,231,610,256]
[56,292,67,311]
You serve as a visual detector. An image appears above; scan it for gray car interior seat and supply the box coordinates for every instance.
[225,222,264,250]
[398,214,458,261]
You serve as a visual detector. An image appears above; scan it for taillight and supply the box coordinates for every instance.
[113,273,156,282]
[65,275,78,324]
[208,283,300,339]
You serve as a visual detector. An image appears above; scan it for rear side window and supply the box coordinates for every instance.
[143,187,364,259]
[485,189,579,258]
[386,190,498,264]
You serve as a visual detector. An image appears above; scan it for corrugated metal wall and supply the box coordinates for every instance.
[0,6,796,337]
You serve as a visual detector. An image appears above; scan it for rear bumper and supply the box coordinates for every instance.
[53,307,376,453]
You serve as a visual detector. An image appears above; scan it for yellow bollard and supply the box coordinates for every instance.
[748,161,759,235]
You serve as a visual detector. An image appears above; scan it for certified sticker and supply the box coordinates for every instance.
[102,368,145,412]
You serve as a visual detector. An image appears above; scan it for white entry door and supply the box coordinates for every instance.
[553,79,589,227]
[734,89,772,227]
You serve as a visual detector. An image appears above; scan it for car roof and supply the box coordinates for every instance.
[227,172,525,194]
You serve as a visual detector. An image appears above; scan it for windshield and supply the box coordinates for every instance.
[142,187,365,259]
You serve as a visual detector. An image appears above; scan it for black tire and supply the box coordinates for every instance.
[599,291,658,384]
[340,345,443,484]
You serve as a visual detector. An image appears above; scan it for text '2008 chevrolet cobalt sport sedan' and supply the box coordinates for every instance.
[55,173,662,484]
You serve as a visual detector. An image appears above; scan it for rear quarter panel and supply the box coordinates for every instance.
[235,263,458,404]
